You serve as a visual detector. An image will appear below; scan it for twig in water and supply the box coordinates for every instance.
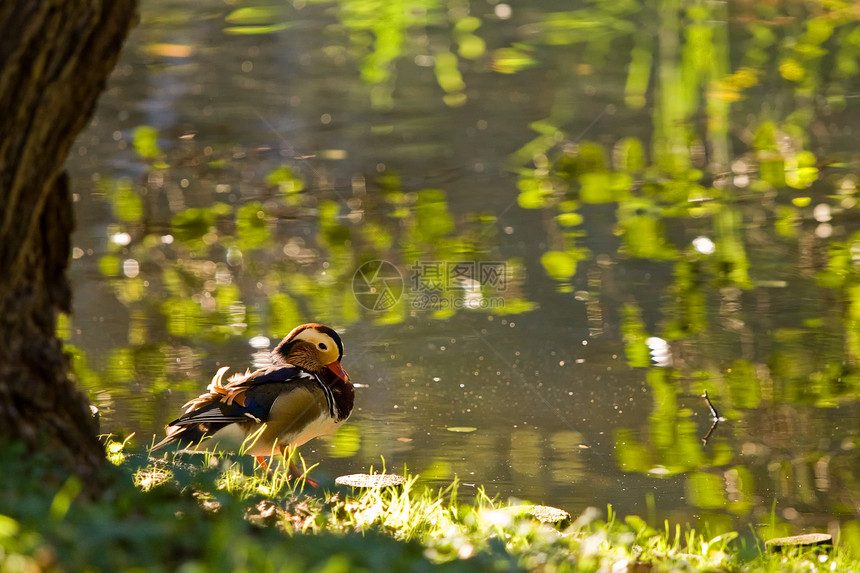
[701,390,722,445]
[702,390,720,421]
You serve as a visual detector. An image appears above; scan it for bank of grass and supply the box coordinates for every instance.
[0,442,856,572]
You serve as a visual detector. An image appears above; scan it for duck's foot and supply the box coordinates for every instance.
[288,458,319,487]
[254,456,318,487]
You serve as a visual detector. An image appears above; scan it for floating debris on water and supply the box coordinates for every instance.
[335,473,407,488]
[498,504,571,525]
[765,533,832,552]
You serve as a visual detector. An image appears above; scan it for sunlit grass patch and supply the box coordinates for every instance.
[132,463,173,492]
[103,434,134,466]
[329,473,477,538]
[215,451,317,500]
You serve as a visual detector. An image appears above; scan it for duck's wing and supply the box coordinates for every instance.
[152,365,319,451]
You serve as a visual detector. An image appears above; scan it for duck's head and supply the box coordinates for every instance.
[273,323,349,382]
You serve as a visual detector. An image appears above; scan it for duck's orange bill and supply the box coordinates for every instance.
[327,360,350,382]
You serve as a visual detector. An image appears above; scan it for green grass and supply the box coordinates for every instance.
[0,440,857,572]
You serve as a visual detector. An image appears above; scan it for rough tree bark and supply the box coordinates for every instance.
[0,2,137,482]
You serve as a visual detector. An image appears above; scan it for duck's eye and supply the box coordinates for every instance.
[318,342,328,350]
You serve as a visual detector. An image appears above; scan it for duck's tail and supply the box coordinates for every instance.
[151,423,212,452]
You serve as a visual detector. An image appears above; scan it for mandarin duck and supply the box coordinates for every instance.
[152,323,353,484]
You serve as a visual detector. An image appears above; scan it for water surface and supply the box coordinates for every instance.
[67,0,860,541]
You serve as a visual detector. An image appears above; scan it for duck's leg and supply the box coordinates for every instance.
[256,451,318,486]
[281,447,318,487]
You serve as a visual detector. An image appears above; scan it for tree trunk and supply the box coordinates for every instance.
[0,1,137,482]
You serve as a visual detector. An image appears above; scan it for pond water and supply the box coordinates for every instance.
[66,0,860,541]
